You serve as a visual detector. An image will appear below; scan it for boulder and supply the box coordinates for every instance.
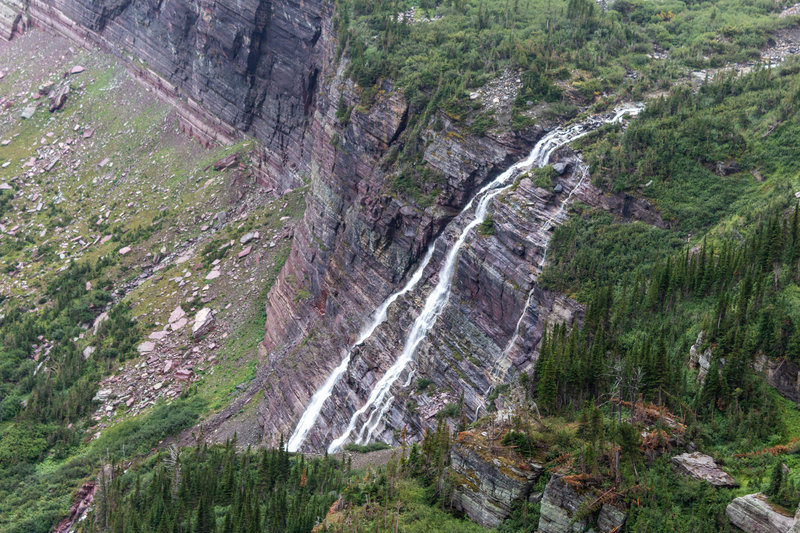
[169,306,186,324]
[717,159,741,176]
[137,341,155,354]
[726,494,795,533]
[192,308,215,338]
[688,332,712,384]
[539,475,591,533]
[21,105,36,119]
[49,83,70,112]
[93,389,112,402]
[240,231,259,244]
[212,153,238,171]
[672,452,737,487]
[597,504,627,532]
[92,312,109,334]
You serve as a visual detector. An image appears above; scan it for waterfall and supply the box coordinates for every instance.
[327,104,643,452]
[478,104,645,417]
[290,103,643,453]
[286,245,436,452]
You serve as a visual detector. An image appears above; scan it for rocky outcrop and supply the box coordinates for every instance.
[192,307,215,339]
[672,452,737,487]
[756,355,800,405]
[0,0,27,40]
[450,430,543,527]
[726,494,795,533]
[52,481,97,533]
[14,0,650,456]
[538,474,626,533]
[688,331,713,384]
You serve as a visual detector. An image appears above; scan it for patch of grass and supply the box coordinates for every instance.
[343,441,392,453]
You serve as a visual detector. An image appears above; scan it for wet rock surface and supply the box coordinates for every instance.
[6,0,661,456]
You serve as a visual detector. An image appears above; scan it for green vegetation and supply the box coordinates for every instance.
[336,0,790,203]
[518,62,800,530]
[0,38,305,533]
[540,208,685,298]
[530,165,557,190]
[343,441,392,453]
[1,395,205,533]
[73,424,484,533]
[478,213,495,235]
[79,437,342,533]
[4,0,800,531]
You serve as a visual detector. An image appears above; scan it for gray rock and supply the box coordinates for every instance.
[137,341,155,354]
[449,432,542,528]
[93,389,112,402]
[553,162,568,175]
[538,474,626,533]
[214,211,227,227]
[539,475,591,533]
[38,81,54,95]
[597,503,627,532]
[21,105,36,119]
[92,312,109,335]
[672,452,737,487]
[49,82,70,112]
[688,331,712,384]
[717,159,741,176]
[726,493,795,533]
[192,307,215,338]
[169,306,186,325]
[240,231,259,244]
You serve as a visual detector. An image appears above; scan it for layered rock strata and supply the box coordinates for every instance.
[726,494,796,533]
[12,0,649,454]
[450,430,543,527]
[538,474,626,533]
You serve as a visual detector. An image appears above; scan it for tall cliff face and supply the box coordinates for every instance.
[24,0,326,189]
[12,0,594,451]
[256,66,540,448]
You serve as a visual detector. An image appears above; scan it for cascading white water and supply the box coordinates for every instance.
[485,163,590,383]
[326,104,643,452]
[286,245,436,452]
[476,104,645,418]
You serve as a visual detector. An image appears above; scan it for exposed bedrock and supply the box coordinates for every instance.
[14,0,662,452]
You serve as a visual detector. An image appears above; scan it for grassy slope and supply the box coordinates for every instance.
[0,31,306,533]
